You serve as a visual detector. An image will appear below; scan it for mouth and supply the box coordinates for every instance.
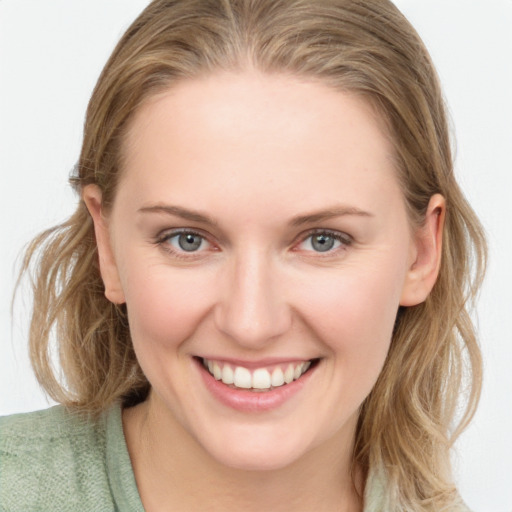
[198,357,318,392]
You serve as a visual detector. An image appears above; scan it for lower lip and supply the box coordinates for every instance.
[195,358,316,413]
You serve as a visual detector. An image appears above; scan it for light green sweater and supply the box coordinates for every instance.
[0,405,466,511]
[0,405,142,511]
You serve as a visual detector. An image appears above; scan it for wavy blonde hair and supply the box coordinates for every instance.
[20,0,486,509]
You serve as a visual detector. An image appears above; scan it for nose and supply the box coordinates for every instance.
[214,250,292,348]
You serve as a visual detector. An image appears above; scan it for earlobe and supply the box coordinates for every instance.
[400,194,445,307]
[83,185,126,305]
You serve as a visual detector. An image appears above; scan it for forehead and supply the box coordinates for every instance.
[124,71,392,158]
[118,71,402,220]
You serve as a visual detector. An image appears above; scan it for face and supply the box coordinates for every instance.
[88,71,432,471]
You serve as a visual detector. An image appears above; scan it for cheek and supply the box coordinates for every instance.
[298,260,405,377]
[121,262,214,353]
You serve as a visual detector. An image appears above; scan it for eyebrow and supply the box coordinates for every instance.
[138,205,218,226]
[289,207,374,227]
[139,203,373,227]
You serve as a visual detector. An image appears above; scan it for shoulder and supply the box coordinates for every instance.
[363,468,473,512]
[0,405,117,512]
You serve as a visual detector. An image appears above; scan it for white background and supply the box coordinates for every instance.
[0,1,511,510]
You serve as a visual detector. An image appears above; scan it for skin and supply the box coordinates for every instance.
[84,71,444,512]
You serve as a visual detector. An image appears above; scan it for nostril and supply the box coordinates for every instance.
[213,306,292,347]
[213,263,292,346]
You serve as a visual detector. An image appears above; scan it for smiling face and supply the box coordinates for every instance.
[85,71,440,472]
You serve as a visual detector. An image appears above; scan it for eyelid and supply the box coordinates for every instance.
[293,228,353,252]
[155,227,218,257]
[157,227,202,242]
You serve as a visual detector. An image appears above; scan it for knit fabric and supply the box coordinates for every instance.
[0,405,143,512]
[0,405,470,511]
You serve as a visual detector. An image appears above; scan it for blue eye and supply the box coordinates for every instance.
[167,232,209,252]
[310,233,338,252]
[298,231,350,253]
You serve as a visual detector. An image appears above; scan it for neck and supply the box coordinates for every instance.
[123,395,364,512]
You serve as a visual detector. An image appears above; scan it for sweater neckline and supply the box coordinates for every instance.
[104,403,385,511]
[105,404,145,512]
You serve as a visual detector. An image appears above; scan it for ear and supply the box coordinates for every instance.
[83,185,126,304]
[400,194,445,307]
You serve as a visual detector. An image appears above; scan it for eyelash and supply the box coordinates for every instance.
[294,229,353,255]
[154,228,352,259]
[155,228,214,260]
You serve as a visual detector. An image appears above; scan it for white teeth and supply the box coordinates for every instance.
[293,362,304,380]
[213,362,222,380]
[233,366,252,388]
[221,364,234,384]
[271,367,285,387]
[252,368,271,389]
[284,364,294,384]
[203,358,313,390]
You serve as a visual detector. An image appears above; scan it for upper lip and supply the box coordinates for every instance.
[196,356,317,369]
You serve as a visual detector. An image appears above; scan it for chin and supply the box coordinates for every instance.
[197,425,313,472]
[212,446,304,472]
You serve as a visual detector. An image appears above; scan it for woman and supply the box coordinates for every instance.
[0,1,486,510]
